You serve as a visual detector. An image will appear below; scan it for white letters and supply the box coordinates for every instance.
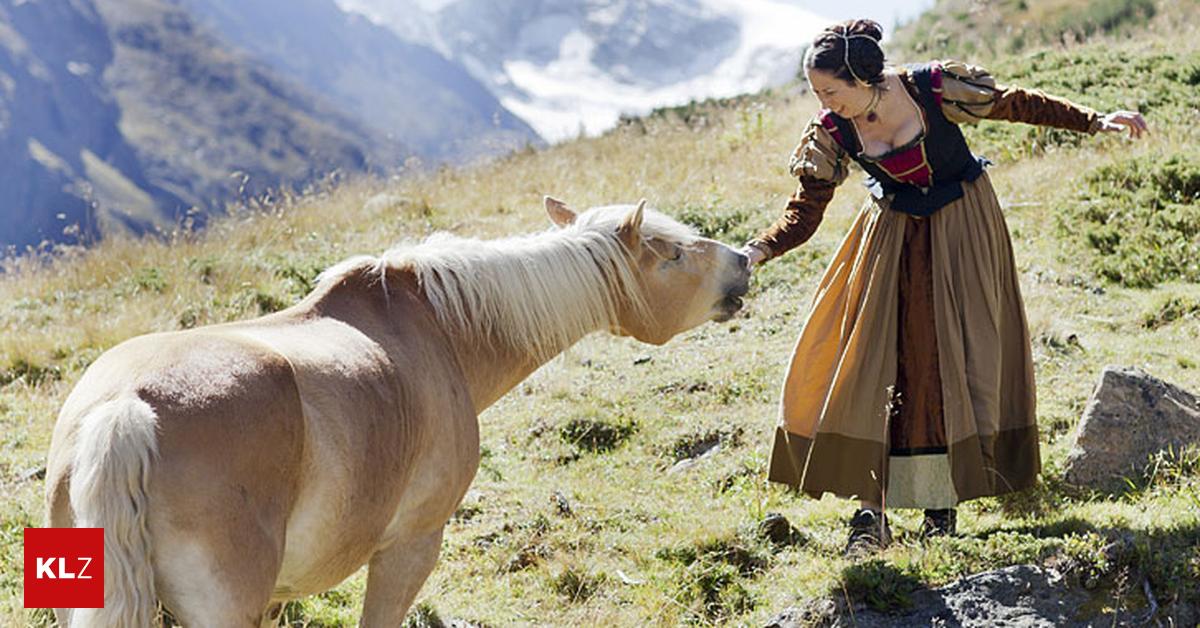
[36,557,55,579]
[33,556,94,579]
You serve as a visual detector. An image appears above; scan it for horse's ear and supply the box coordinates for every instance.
[618,199,646,249]
[544,195,576,227]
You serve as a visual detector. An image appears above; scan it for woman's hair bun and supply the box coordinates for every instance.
[804,18,887,86]
[846,18,883,42]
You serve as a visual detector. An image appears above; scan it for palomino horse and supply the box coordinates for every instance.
[45,197,750,627]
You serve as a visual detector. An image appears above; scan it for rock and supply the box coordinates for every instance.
[666,444,722,475]
[21,466,47,482]
[768,564,1196,627]
[1063,366,1200,492]
[787,566,1105,627]
[764,600,836,628]
[615,569,644,585]
[667,458,698,475]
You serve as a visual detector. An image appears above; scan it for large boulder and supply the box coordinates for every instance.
[765,565,1131,627]
[1063,366,1200,492]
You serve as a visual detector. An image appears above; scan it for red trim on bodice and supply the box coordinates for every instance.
[875,63,941,188]
[875,143,933,188]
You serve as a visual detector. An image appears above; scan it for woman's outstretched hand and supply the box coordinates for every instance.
[1098,110,1149,139]
[741,245,767,268]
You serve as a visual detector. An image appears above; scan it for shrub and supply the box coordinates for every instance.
[559,415,636,453]
[1060,153,1200,287]
[839,559,924,613]
[657,533,765,622]
[1142,295,1200,329]
[548,566,606,602]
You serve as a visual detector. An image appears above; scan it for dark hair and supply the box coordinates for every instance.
[804,19,886,86]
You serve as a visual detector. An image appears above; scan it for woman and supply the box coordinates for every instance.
[742,19,1146,550]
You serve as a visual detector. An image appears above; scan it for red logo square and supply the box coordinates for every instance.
[23,528,104,609]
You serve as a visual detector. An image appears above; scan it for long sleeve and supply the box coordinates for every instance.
[748,118,849,262]
[939,60,1103,134]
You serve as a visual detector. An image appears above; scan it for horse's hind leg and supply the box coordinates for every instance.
[359,530,444,627]
[152,520,284,628]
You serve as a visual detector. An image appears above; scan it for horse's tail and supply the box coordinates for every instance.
[67,397,159,628]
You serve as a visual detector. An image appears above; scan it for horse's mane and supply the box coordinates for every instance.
[318,206,699,360]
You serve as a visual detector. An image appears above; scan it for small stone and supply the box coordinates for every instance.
[667,458,697,475]
[21,466,46,482]
[550,490,572,517]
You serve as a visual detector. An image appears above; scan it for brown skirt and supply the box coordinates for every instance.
[768,172,1040,508]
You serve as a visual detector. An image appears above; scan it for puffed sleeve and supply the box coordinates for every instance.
[940,60,1103,134]
[747,118,849,262]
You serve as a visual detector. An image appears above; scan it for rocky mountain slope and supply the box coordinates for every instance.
[0,0,387,251]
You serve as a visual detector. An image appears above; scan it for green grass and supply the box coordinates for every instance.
[2,7,1200,625]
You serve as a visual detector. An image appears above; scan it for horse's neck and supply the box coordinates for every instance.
[448,341,545,413]
[443,301,594,414]
[417,234,622,413]
[404,261,601,414]
[312,241,616,414]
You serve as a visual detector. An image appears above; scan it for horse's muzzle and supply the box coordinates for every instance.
[714,275,750,321]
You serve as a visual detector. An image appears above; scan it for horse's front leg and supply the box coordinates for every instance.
[359,529,445,627]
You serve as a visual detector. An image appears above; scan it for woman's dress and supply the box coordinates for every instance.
[750,61,1102,508]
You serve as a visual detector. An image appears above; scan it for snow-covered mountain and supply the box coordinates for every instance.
[337,0,830,142]
[177,0,541,162]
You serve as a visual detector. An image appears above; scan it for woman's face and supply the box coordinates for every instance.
[806,68,868,118]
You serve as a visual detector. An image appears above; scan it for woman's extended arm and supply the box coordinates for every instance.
[744,118,849,265]
[939,61,1148,137]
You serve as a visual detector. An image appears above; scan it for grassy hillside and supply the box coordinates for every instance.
[890,0,1199,61]
[2,1,1199,625]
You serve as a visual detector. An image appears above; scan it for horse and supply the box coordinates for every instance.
[44,196,751,627]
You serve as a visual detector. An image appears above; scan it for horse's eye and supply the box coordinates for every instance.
[670,247,683,261]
